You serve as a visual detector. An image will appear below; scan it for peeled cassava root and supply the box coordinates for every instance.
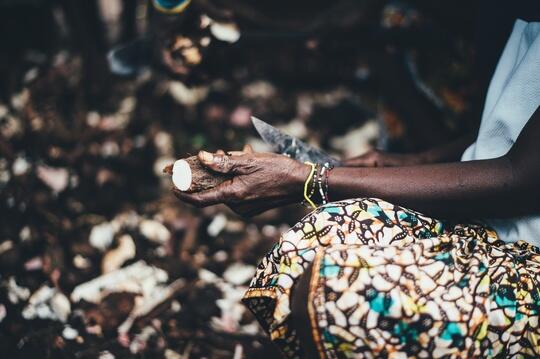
[163,156,230,192]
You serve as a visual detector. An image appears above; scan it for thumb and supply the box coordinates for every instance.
[198,151,253,175]
[242,144,254,154]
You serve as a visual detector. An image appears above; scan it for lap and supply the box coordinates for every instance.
[243,198,540,358]
[307,234,540,358]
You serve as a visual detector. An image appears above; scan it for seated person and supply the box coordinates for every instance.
[174,12,540,359]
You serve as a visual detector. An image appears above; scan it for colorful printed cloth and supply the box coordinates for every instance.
[242,198,540,358]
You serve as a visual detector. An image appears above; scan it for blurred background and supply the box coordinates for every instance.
[0,0,482,358]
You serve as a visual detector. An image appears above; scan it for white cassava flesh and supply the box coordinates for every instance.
[167,156,230,193]
[172,159,192,191]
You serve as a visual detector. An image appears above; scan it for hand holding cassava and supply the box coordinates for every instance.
[173,149,308,217]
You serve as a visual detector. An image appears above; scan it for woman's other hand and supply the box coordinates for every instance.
[173,149,309,217]
[342,149,427,167]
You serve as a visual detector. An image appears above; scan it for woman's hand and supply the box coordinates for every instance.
[342,149,427,167]
[173,149,309,217]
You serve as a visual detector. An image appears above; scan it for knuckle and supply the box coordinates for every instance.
[240,157,257,173]
[223,156,234,172]
[230,159,245,173]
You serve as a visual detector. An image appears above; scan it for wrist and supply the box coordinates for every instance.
[298,162,334,208]
[327,166,368,200]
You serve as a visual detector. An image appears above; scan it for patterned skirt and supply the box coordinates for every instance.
[242,198,540,358]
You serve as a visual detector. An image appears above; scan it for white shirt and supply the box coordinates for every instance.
[461,19,540,246]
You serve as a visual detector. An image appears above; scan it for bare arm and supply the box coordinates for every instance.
[330,106,540,219]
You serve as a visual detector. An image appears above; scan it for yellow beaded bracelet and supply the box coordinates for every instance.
[303,162,317,209]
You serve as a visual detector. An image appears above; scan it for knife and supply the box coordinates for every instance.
[251,116,341,166]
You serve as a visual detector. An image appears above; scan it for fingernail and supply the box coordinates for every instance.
[199,151,213,163]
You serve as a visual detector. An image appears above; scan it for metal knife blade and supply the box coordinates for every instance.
[251,116,341,166]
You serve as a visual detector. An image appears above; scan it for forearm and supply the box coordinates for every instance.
[329,106,540,219]
[328,156,523,219]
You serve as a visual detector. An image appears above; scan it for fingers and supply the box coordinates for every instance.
[204,144,255,157]
[207,149,247,161]
[227,151,247,156]
[198,151,254,175]
[227,144,253,156]
[172,183,229,207]
[342,150,379,167]
[341,157,373,167]
[199,144,254,162]
[243,144,254,154]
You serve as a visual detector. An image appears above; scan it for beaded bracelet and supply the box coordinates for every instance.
[302,162,333,208]
[318,166,327,204]
[303,162,318,209]
[306,163,318,202]
[321,162,333,204]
